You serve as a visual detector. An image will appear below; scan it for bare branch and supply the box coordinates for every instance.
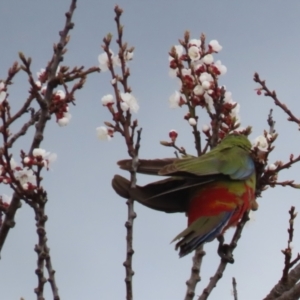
[198,212,250,300]
[254,73,300,127]
[184,246,206,300]
[232,277,238,300]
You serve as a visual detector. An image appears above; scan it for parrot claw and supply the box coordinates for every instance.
[217,235,234,264]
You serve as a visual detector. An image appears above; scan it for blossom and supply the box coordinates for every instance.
[112,54,121,67]
[252,135,269,152]
[267,164,277,171]
[24,148,57,169]
[2,194,12,205]
[202,81,211,90]
[214,60,227,75]
[224,91,232,103]
[209,40,223,52]
[199,72,213,83]
[14,168,36,187]
[188,118,197,126]
[120,92,139,113]
[204,93,214,112]
[188,46,200,61]
[202,54,214,65]
[101,94,114,106]
[169,91,186,108]
[169,45,184,61]
[224,92,240,123]
[0,82,6,104]
[58,112,72,126]
[33,148,47,158]
[202,124,210,133]
[55,90,66,100]
[98,50,120,71]
[35,81,42,89]
[189,39,201,48]
[193,84,205,96]
[96,126,113,140]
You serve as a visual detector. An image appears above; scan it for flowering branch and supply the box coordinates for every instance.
[97,6,140,300]
[0,1,100,299]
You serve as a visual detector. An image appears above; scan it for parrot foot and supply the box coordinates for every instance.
[217,235,234,264]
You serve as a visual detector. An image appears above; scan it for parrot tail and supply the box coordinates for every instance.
[112,175,193,213]
[172,211,234,257]
[111,174,131,199]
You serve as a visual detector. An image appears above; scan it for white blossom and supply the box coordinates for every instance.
[32,148,57,168]
[189,39,201,48]
[98,50,119,71]
[268,164,277,171]
[169,91,185,108]
[199,72,213,83]
[209,40,223,52]
[33,148,47,158]
[202,81,211,90]
[215,60,227,75]
[203,54,214,65]
[101,94,114,106]
[14,168,36,187]
[193,84,205,96]
[2,194,12,205]
[202,124,210,132]
[252,135,269,152]
[96,126,112,141]
[23,157,31,164]
[58,112,72,127]
[188,46,200,61]
[120,92,139,113]
[204,93,214,112]
[35,81,42,89]
[55,90,66,100]
[188,118,197,126]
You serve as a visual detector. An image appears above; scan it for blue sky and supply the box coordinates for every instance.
[1,1,300,299]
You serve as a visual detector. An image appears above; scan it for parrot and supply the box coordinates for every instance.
[112,134,256,257]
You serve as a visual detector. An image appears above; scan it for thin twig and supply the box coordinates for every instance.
[254,73,300,126]
[232,277,238,300]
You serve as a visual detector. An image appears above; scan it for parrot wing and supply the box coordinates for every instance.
[112,174,214,213]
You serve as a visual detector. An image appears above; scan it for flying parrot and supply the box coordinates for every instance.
[112,134,256,257]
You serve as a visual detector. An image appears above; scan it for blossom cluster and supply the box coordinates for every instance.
[0,148,56,191]
[98,49,134,72]
[36,68,71,126]
[168,37,240,138]
[97,48,138,141]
